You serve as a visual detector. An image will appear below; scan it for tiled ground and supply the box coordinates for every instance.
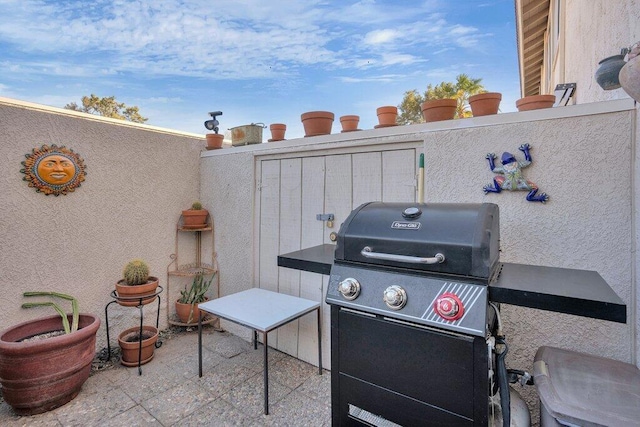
[0,328,331,426]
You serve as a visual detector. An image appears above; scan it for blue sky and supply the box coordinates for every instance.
[0,0,520,139]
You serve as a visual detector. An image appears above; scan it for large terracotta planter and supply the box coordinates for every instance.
[376,106,398,127]
[206,133,224,150]
[620,56,640,102]
[269,123,286,141]
[421,99,457,122]
[118,325,159,367]
[0,313,100,415]
[301,111,334,137]
[469,92,502,116]
[115,277,159,307]
[340,115,360,132]
[181,209,209,228]
[516,95,556,112]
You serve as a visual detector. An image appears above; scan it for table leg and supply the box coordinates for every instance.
[317,307,322,375]
[263,331,269,415]
[254,330,258,350]
[198,310,202,378]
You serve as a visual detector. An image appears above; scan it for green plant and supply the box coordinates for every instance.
[21,292,79,334]
[123,259,150,285]
[191,201,203,210]
[178,273,213,304]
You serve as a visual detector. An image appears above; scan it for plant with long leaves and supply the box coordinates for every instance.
[21,292,79,334]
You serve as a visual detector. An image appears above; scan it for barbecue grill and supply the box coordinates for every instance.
[326,202,506,426]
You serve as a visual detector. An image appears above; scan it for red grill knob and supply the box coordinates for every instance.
[434,292,464,321]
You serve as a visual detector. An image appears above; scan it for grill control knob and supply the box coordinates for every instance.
[338,278,361,300]
[383,285,407,310]
[434,292,464,321]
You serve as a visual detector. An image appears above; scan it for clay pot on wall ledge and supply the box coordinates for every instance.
[340,115,360,132]
[421,99,457,122]
[595,53,627,90]
[301,111,334,137]
[469,92,502,116]
[376,106,398,128]
[516,95,556,112]
[269,123,286,141]
[206,133,224,150]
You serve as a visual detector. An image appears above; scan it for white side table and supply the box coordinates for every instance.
[198,288,322,415]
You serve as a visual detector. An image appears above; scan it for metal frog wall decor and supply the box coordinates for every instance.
[483,143,548,203]
[21,144,87,196]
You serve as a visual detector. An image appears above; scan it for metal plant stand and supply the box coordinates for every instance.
[104,286,163,375]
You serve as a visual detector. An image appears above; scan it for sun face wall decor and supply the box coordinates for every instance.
[21,144,87,196]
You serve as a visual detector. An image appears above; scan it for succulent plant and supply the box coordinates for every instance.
[178,272,214,324]
[21,292,79,334]
[191,201,203,210]
[123,259,150,286]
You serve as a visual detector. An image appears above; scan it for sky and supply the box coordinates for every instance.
[0,0,521,140]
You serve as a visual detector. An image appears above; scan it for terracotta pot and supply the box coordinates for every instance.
[376,106,398,126]
[469,92,502,116]
[516,95,556,112]
[206,133,224,150]
[118,325,159,367]
[175,298,208,324]
[595,54,626,90]
[0,313,100,415]
[620,56,640,102]
[340,115,360,132]
[181,209,209,228]
[301,111,334,137]
[115,277,159,307]
[269,123,286,141]
[420,99,457,122]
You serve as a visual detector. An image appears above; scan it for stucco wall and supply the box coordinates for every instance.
[0,98,205,347]
[562,0,640,103]
[199,100,637,425]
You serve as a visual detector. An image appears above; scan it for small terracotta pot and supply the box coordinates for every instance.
[376,106,397,126]
[469,92,502,116]
[182,209,209,228]
[175,298,208,324]
[516,95,556,112]
[340,115,360,132]
[115,277,159,307]
[118,325,159,367]
[269,123,286,141]
[421,99,457,122]
[206,134,224,150]
[301,111,334,137]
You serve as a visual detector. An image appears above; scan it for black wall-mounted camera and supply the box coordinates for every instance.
[204,111,223,133]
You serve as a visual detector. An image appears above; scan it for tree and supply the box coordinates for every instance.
[64,94,148,123]
[397,74,486,124]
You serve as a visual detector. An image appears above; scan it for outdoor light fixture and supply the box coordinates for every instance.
[204,111,223,134]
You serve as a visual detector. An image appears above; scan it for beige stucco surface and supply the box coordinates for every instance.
[0,98,205,346]
[561,0,640,103]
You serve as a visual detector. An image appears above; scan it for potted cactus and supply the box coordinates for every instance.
[0,292,100,415]
[181,201,209,229]
[175,272,215,324]
[115,259,160,306]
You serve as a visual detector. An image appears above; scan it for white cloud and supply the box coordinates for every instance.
[364,29,399,45]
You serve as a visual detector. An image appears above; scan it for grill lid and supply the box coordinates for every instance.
[334,202,500,279]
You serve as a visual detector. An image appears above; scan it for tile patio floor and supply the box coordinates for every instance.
[0,327,331,426]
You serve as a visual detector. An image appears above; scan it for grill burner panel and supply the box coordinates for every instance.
[327,263,489,336]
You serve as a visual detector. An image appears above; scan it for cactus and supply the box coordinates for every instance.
[123,259,150,285]
[178,272,215,324]
[21,292,79,334]
[191,201,203,210]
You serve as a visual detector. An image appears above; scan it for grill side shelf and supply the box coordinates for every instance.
[489,263,627,323]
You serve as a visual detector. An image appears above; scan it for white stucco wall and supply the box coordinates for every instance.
[561,0,640,103]
[0,97,205,347]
